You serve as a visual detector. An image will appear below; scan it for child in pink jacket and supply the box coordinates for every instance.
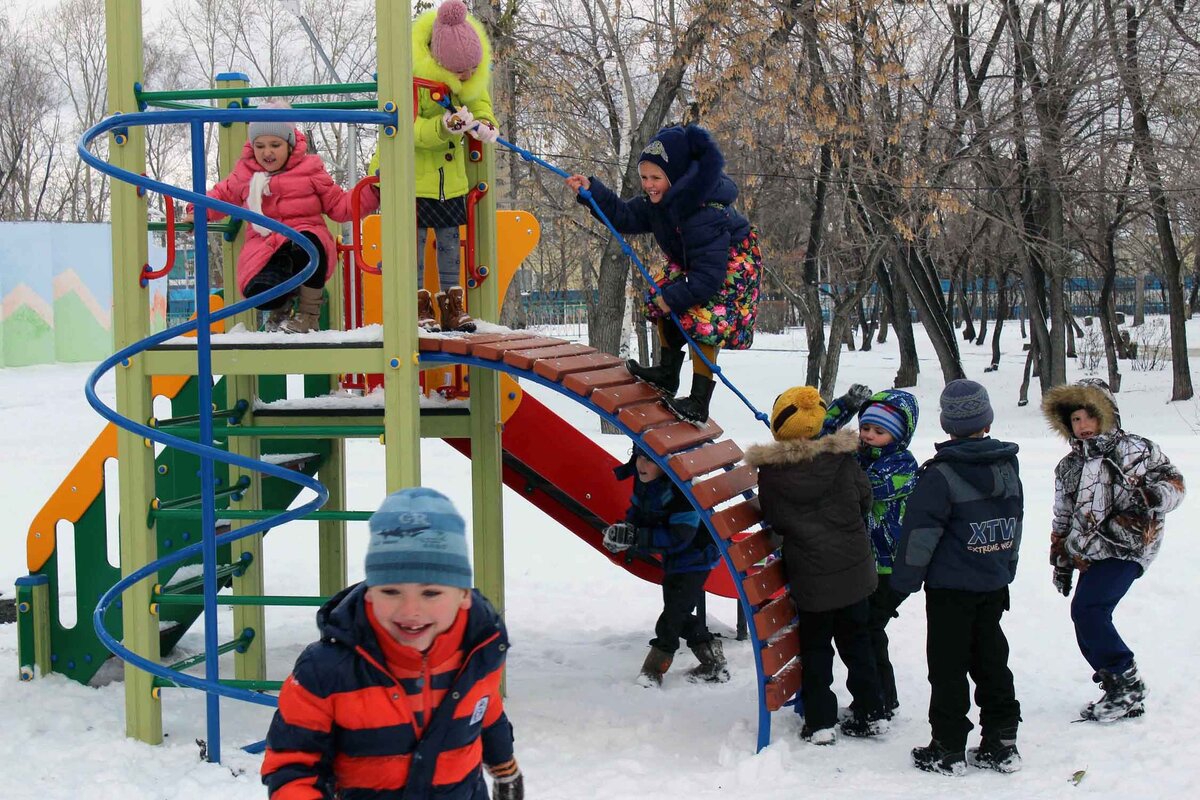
[186,102,379,333]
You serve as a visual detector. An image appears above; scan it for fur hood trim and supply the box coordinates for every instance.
[744,426,859,466]
[413,8,492,103]
[1042,380,1120,440]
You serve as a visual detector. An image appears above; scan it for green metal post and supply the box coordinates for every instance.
[376,0,422,492]
[214,73,267,682]
[107,0,162,744]
[318,442,348,595]
[466,143,504,613]
[15,576,51,680]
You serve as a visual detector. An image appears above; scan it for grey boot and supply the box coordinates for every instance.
[262,298,294,332]
[636,646,673,688]
[686,639,730,684]
[279,285,325,334]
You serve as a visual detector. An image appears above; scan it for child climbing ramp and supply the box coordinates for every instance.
[565,124,762,425]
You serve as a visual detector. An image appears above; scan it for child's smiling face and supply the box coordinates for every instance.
[1070,408,1101,440]
[252,135,290,171]
[367,583,471,652]
[639,162,671,203]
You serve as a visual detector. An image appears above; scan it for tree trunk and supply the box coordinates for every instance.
[879,262,919,387]
[988,275,1008,372]
[975,275,990,345]
[1103,0,1193,400]
[801,144,833,386]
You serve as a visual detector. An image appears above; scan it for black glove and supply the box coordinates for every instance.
[493,772,524,800]
[1053,565,1074,597]
[602,522,637,553]
[840,383,874,415]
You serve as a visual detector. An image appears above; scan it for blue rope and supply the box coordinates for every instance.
[435,98,770,429]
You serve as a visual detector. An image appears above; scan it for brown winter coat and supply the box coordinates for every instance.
[745,427,877,613]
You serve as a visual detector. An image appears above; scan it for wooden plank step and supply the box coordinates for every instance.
[691,464,758,510]
[563,365,634,396]
[760,626,800,675]
[742,558,787,606]
[618,402,678,434]
[753,593,796,642]
[418,334,444,352]
[473,336,563,361]
[727,530,775,573]
[504,343,596,371]
[641,419,723,457]
[533,352,621,382]
[765,660,803,711]
[439,332,520,355]
[591,382,663,414]
[668,440,744,481]
[709,500,762,540]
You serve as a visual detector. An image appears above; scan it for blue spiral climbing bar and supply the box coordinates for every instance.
[418,332,802,752]
[78,105,394,762]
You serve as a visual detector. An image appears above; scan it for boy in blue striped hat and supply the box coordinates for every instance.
[822,385,920,725]
[264,487,525,800]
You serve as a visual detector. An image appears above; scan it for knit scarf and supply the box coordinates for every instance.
[246,171,273,236]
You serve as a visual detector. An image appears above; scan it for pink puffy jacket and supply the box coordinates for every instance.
[190,131,379,294]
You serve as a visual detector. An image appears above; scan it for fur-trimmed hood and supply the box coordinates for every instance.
[744,426,859,467]
[1042,378,1121,441]
[413,7,492,104]
[660,125,738,212]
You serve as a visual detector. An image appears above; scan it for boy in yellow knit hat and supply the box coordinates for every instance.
[745,386,888,745]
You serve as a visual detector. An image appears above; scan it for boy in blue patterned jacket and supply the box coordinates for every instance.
[822,385,920,715]
[603,447,728,687]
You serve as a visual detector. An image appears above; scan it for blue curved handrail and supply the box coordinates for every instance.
[418,350,774,752]
[79,106,395,761]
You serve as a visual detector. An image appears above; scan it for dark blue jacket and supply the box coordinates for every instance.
[626,475,718,575]
[580,127,751,314]
[892,437,1024,595]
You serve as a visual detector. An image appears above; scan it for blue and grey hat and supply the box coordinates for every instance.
[365,487,472,589]
[939,379,994,437]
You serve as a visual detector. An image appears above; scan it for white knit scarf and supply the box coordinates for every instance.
[247,171,274,236]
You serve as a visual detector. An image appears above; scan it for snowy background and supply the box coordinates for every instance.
[2,320,1199,799]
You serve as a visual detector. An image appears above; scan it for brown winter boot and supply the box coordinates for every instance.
[280,285,324,334]
[262,303,293,333]
[636,646,673,688]
[437,286,477,332]
[417,289,441,332]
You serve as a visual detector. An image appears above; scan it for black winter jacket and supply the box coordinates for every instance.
[892,437,1024,595]
[745,428,877,613]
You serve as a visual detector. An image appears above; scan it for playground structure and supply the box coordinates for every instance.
[16,0,805,761]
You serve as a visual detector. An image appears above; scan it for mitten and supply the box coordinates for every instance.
[1049,534,1070,567]
[602,522,637,553]
[1052,565,1074,597]
[442,106,475,135]
[469,119,500,143]
[493,772,524,800]
[843,383,874,414]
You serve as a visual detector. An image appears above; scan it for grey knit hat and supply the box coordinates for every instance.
[248,100,296,147]
[366,487,472,589]
[939,379,994,436]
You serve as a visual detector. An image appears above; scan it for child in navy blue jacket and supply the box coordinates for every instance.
[565,125,762,425]
[893,380,1023,777]
[603,447,728,687]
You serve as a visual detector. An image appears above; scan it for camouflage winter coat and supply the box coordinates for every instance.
[1043,379,1185,573]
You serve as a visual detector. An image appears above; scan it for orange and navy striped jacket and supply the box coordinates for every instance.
[262,584,513,800]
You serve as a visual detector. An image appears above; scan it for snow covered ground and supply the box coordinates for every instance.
[2,319,1199,799]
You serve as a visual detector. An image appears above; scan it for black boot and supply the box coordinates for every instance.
[686,639,730,684]
[626,347,685,395]
[636,646,674,688]
[911,740,966,776]
[664,374,716,425]
[968,733,1021,773]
